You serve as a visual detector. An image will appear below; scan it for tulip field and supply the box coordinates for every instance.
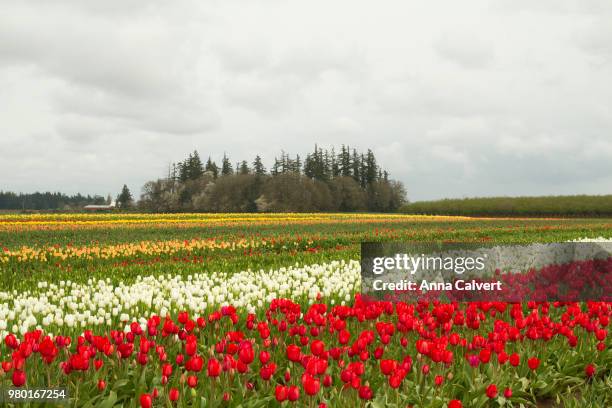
[0,213,610,407]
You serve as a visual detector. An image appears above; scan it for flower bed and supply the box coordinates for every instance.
[1,297,609,407]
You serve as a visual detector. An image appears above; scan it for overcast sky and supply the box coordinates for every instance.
[1,0,611,201]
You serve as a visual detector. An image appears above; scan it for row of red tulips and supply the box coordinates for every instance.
[1,297,610,407]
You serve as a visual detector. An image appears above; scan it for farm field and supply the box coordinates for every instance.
[0,213,610,407]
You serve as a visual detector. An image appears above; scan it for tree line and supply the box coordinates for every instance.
[0,191,107,211]
[400,195,612,217]
[138,145,407,212]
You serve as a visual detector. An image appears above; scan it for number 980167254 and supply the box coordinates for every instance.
[1,388,69,404]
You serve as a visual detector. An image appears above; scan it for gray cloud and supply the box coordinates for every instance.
[0,0,611,201]
[433,31,494,69]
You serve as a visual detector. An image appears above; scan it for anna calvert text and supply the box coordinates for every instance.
[371,279,503,292]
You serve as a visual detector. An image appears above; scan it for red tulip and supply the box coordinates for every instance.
[187,375,198,388]
[449,400,462,408]
[259,350,270,364]
[310,340,325,356]
[287,344,301,362]
[4,334,18,349]
[358,385,373,400]
[527,357,540,371]
[389,374,402,389]
[504,387,512,398]
[118,342,133,359]
[486,384,497,399]
[169,388,179,402]
[323,374,332,387]
[479,349,491,364]
[349,361,365,376]
[509,353,520,367]
[1,361,12,372]
[302,374,321,396]
[339,330,351,345]
[238,344,254,365]
[185,341,197,356]
[139,394,152,408]
[207,358,221,377]
[585,364,596,378]
[162,363,173,377]
[39,337,58,363]
[12,370,26,387]
[186,355,203,372]
[260,362,276,380]
[94,359,104,371]
[275,385,288,402]
[380,359,397,376]
[137,352,148,366]
[287,385,300,401]
[97,380,106,391]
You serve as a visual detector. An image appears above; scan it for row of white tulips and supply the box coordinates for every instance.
[0,260,361,338]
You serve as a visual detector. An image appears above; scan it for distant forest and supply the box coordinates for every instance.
[139,145,407,212]
[1,146,407,212]
[401,195,612,217]
[0,191,106,211]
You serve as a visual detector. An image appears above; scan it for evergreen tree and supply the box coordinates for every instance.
[221,153,233,176]
[239,160,250,175]
[271,157,281,176]
[205,157,219,178]
[253,155,266,176]
[189,150,204,180]
[178,155,190,182]
[294,154,301,174]
[318,146,330,182]
[364,149,378,185]
[304,152,315,179]
[339,145,351,177]
[331,147,340,177]
[359,153,367,188]
[117,185,133,209]
[281,152,288,174]
[351,149,361,184]
[304,145,329,182]
[171,163,178,182]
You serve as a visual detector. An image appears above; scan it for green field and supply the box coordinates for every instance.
[401,195,612,217]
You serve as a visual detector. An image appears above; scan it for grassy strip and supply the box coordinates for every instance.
[401,195,612,217]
